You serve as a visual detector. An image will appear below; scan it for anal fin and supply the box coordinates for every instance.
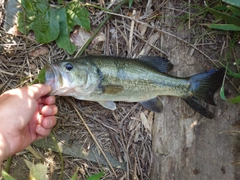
[183,97,214,119]
[140,97,163,113]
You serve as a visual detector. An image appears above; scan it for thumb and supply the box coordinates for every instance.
[28,84,52,99]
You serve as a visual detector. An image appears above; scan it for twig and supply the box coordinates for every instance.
[128,10,136,57]
[108,129,123,163]
[0,69,14,76]
[102,11,221,66]
[74,0,128,57]
[67,99,117,177]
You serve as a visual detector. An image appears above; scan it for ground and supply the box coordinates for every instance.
[0,0,240,179]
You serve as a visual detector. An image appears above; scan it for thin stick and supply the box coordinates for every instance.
[68,99,117,176]
[74,0,128,58]
[128,10,136,57]
[102,11,221,65]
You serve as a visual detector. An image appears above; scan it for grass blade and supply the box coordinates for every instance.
[208,7,240,27]
[220,84,226,100]
[227,6,240,17]
[209,24,240,31]
[227,96,240,103]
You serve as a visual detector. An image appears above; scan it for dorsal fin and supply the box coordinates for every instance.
[137,56,174,73]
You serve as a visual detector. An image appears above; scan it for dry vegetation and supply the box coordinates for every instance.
[0,0,239,179]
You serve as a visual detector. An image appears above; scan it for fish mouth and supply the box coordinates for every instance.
[45,64,59,95]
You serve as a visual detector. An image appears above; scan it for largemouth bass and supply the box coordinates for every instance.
[43,56,225,119]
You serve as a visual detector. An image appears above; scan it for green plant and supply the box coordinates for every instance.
[220,66,240,103]
[87,170,105,180]
[17,0,90,54]
[207,0,240,31]
[205,0,240,103]
[1,170,16,180]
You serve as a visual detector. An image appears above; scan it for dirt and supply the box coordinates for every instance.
[150,1,240,180]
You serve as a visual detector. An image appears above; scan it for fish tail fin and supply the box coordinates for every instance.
[183,68,225,119]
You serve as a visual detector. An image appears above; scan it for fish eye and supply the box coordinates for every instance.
[65,63,73,71]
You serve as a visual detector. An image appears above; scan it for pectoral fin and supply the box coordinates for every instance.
[102,85,124,94]
[140,97,163,112]
[183,97,214,119]
[98,101,116,110]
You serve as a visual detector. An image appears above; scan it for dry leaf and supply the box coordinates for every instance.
[24,159,48,180]
[7,24,22,36]
[70,28,92,47]
[70,27,106,48]
[26,145,42,159]
[29,46,49,57]
[92,32,106,45]
[140,112,152,135]
[138,24,148,36]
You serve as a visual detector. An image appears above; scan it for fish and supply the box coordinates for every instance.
[43,55,225,119]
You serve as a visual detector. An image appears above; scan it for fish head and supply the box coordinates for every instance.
[44,61,91,96]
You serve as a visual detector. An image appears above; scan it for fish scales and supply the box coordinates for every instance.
[43,55,225,118]
[87,57,190,102]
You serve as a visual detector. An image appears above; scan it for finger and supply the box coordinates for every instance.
[41,105,58,116]
[42,96,56,105]
[36,125,51,137]
[41,116,57,129]
[28,84,52,99]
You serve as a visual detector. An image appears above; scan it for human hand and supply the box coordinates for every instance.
[0,84,57,161]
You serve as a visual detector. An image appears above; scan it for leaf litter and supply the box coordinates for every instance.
[1,0,240,179]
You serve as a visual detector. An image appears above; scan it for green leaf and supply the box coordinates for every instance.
[223,0,240,8]
[220,83,226,100]
[18,0,59,43]
[226,68,240,78]
[17,0,91,54]
[87,171,105,180]
[55,8,77,54]
[55,2,90,54]
[129,0,133,8]
[30,164,48,180]
[236,59,240,65]
[209,24,240,31]
[32,9,60,43]
[24,159,48,180]
[227,96,240,103]
[227,6,240,17]
[38,67,46,84]
[208,7,240,27]
[1,170,16,180]
[66,1,90,31]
